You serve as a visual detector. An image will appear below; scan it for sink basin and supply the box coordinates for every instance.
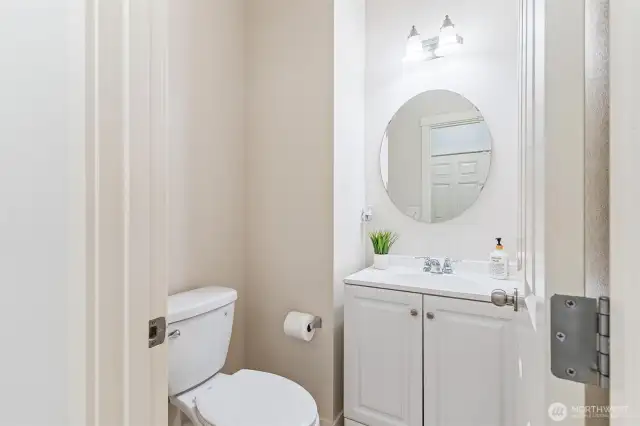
[381,265,482,289]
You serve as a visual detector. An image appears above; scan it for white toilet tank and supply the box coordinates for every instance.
[167,286,237,396]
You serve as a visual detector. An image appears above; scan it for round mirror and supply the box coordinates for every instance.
[380,90,492,223]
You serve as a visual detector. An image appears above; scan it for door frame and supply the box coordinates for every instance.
[610,0,640,423]
[72,0,170,424]
[543,1,589,423]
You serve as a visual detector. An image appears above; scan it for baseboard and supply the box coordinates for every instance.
[320,411,344,426]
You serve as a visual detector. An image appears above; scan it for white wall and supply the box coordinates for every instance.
[366,0,520,260]
[333,0,366,420]
[166,1,245,424]
[0,1,85,424]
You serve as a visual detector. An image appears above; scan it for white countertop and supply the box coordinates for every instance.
[344,261,523,303]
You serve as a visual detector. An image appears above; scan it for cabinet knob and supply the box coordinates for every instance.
[426,312,435,320]
[410,309,419,317]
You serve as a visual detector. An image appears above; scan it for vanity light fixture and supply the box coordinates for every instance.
[402,15,464,63]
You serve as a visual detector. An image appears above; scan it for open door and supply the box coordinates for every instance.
[491,1,612,425]
[610,0,640,424]
[84,0,169,424]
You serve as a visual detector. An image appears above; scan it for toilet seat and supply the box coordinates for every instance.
[194,370,318,426]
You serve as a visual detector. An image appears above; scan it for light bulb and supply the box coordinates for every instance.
[439,25,457,46]
[435,15,461,57]
[403,26,426,63]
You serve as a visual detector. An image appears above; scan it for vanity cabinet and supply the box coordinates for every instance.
[345,284,517,426]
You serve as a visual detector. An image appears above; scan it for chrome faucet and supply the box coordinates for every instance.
[443,257,454,274]
[415,256,432,272]
[430,258,443,274]
[415,257,455,274]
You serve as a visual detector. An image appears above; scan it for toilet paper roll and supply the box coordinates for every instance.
[283,311,316,342]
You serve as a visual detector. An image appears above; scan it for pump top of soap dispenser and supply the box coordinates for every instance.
[495,238,504,250]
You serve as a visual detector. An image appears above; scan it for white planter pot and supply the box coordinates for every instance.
[373,254,389,270]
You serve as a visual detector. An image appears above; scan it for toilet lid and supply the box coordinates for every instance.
[195,370,318,426]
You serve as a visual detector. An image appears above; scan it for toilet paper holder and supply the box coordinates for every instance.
[307,316,323,332]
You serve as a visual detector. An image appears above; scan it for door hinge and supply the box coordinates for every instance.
[550,295,609,388]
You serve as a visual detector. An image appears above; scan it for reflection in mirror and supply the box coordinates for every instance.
[381,90,493,223]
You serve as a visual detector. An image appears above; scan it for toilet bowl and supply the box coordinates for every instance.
[167,286,319,426]
[171,370,319,426]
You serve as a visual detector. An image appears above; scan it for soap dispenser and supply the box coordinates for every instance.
[490,238,509,280]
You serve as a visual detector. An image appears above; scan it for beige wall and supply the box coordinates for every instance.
[167,1,365,424]
[167,1,245,422]
[245,0,337,423]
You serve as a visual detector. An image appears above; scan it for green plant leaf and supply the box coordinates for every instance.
[368,229,399,255]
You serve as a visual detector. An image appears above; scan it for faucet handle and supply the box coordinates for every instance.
[443,257,454,274]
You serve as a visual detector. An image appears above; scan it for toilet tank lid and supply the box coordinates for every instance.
[168,286,237,324]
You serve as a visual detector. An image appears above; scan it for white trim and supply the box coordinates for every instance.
[610,0,640,422]
[419,110,484,128]
[544,0,586,420]
[516,0,526,276]
[149,0,171,422]
[80,0,170,424]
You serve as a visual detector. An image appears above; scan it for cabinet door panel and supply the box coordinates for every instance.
[345,285,422,426]
[423,296,516,426]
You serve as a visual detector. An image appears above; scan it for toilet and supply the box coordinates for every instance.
[168,286,319,426]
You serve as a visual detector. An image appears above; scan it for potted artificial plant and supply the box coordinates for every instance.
[369,230,399,270]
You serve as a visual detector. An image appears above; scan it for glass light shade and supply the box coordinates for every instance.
[439,25,457,46]
[403,26,425,62]
[435,15,461,57]
[404,36,426,62]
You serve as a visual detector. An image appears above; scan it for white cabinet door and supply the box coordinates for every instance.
[345,285,423,426]
[423,296,517,426]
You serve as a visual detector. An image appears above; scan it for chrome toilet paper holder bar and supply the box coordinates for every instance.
[307,316,323,332]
